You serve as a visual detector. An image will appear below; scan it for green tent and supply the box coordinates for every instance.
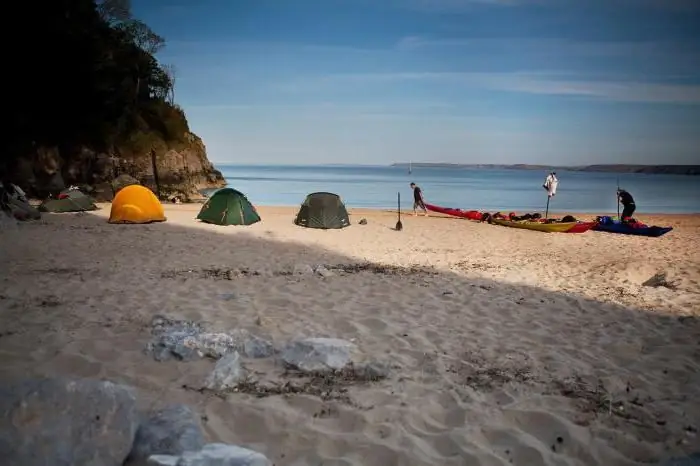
[294,192,350,229]
[196,187,261,226]
[39,189,98,213]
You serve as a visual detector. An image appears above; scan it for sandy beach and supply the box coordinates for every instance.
[1,204,699,465]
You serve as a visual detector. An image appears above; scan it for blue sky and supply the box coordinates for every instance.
[132,0,700,165]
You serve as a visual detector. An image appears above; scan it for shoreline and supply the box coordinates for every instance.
[140,202,700,219]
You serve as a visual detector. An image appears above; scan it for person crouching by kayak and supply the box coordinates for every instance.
[410,182,428,217]
[617,189,636,222]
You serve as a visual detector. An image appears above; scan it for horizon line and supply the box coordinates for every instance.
[212,162,700,167]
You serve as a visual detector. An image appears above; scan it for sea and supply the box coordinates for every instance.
[216,164,700,214]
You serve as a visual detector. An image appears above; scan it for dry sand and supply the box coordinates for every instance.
[1,204,699,465]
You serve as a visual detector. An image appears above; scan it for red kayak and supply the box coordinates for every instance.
[424,203,484,221]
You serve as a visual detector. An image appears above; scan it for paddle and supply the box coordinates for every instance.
[545,195,551,219]
[616,177,620,220]
[395,191,403,231]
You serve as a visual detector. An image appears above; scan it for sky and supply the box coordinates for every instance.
[132,0,700,166]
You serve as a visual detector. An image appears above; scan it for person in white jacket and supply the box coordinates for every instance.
[542,172,558,197]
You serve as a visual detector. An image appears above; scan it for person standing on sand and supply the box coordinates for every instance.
[617,188,636,222]
[410,182,428,216]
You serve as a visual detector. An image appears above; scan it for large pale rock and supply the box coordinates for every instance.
[281,338,357,373]
[147,443,271,466]
[0,377,138,466]
[126,405,205,465]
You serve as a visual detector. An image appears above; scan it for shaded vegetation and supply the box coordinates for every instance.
[5,0,188,173]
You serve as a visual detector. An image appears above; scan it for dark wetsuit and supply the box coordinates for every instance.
[618,190,636,219]
[413,186,426,212]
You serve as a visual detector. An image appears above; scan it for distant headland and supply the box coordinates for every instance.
[390,163,700,176]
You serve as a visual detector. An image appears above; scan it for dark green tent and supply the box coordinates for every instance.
[294,192,350,229]
[39,190,98,213]
[196,187,261,226]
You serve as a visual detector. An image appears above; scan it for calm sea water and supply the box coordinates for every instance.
[217,165,700,214]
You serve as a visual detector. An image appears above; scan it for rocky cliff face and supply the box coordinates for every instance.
[11,131,225,201]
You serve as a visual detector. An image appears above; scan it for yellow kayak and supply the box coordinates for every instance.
[491,218,577,233]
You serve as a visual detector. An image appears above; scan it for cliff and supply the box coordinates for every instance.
[391,163,700,175]
[566,164,700,175]
[4,0,225,201]
[12,123,225,202]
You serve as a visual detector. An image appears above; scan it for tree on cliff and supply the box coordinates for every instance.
[4,0,187,181]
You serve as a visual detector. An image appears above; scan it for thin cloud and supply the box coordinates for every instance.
[392,37,700,82]
[395,0,533,11]
[184,101,455,113]
[488,75,700,103]
[393,0,700,11]
[164,39,383,55]
[287,71,700,104]
[601,0,700,11]
[394,36,682,56]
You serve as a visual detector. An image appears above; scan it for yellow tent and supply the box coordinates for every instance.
[108,185,166,224]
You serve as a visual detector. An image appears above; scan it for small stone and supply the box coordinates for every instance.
[147,443,272,466]
[293,264,314,275]
[171,343,203,362]
[315,266,334,278]
[358,218,368,225]
[204,352,248,390]
[281,338,357,373]
[147,456,178,466]
[356,361,391,380]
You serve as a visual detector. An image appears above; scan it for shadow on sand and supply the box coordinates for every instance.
[0,210,698,466]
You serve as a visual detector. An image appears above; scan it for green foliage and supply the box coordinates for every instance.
[5,0,184,170]
[118,102,190,158]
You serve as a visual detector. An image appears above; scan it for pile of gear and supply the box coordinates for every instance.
[0,180,40,221]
